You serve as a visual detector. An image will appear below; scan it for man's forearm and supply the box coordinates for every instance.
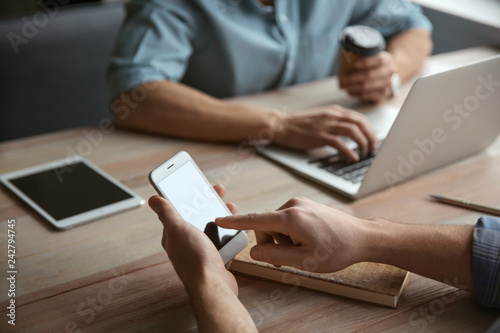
[112,81,281,142]
[387,28,433,82]
[361,219,474,292]
[187,271,257,333]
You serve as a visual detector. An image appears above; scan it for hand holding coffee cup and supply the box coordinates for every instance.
[338,25,400,103]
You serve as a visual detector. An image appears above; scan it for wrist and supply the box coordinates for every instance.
[358,218,399,264]
[182,265,214,296]
[266,109,286,144]
[185,267,256,332]
[207,100,283,143]
[235,104,284,145]
[183,265,236,298]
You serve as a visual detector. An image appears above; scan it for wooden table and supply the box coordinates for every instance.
[1,47,499,333]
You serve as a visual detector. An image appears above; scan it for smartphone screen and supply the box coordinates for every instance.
[156,160,238,249]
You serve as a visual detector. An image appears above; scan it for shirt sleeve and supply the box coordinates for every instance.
[348,0,432,39]
[472,216,500,309]
[106,0,197,103]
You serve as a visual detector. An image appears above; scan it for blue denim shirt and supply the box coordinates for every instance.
[472,216,500,309]
[107,0,432,101]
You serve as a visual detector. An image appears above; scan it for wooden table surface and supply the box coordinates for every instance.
[1,47,499,333]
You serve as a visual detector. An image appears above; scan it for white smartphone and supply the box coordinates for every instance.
[149,151,248,264]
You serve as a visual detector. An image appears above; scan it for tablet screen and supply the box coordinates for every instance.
[8,161,134,221]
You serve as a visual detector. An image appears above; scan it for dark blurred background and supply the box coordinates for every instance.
[0,0,125,141]
[0,0,102,19]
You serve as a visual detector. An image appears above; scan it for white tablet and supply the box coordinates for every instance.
[0,156,145,230]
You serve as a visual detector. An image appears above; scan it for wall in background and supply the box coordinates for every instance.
[414,0,500,54]
[0,2,125,141]
[0,0,102,19]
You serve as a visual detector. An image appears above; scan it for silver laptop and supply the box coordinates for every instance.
[257,55,500,199]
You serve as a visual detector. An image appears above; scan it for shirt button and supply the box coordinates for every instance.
[279,14,288,24]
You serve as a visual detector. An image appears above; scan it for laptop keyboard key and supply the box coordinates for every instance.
[318,152,376,183]
[309,139,384,184]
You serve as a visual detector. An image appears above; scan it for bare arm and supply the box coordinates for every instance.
[387,28,433,82]
[188,272,257,333]
[217,197,475,292]
[112,80,378,161]
[113,81,279,143]
[363,218,474,291]
[149,187,257,332]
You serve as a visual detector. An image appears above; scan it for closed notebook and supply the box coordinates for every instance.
[229,231,411,308]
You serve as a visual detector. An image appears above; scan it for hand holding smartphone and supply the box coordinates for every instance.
[149,151,248,264]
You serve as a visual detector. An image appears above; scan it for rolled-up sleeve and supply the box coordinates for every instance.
[107,0,196,102]
[472,216,500,309]
[348,0,432,39]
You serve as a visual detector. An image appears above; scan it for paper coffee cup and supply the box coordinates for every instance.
[339,25,386,74]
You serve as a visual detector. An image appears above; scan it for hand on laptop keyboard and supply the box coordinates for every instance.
[322,153,375,184]
[271,105,378,162]
[309,139,384,184]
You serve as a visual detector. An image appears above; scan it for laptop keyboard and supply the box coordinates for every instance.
[308,140,383,184]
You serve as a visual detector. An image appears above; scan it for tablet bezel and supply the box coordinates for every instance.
[0,156,145,230]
